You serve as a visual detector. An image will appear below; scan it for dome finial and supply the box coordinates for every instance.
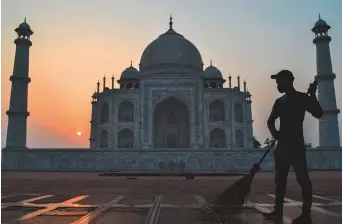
[169,14,173,28]
[130,60,132,67]
[319,13,321,19]
[24,17,27,22]
[210,60,212,66]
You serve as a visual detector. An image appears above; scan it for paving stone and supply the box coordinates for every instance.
[76,194,119,205]
[1,171,342,223]
[283,207,342,224]
[248,193,275,204]
[120,194,155,205]
[33,194,78,204]
[158,208,208,224]
[1,194,39,203]
[1,207,39,223]
[91,210,148,224]
[21,214,83,224]
[323,206,342,214]
[163,194,197,205]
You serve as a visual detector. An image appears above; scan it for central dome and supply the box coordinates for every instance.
[139,17,203,75]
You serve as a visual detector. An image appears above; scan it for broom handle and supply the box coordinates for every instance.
[257,80,317,165]
[257,139,277,165]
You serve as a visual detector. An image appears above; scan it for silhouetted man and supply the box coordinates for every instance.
[263,70,323,224]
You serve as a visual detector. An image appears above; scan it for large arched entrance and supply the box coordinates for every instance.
[153,97,190,148]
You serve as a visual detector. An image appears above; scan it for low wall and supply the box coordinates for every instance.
[1,148,342,172]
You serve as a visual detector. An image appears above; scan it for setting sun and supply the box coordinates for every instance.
[76,132,82,136]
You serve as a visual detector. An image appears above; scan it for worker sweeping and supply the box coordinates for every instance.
[263,70,323,223]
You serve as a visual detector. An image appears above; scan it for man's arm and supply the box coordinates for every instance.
[306,94,324,119]
[267,100,280,139]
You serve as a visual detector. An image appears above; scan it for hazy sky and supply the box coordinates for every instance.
[1,0,342,148]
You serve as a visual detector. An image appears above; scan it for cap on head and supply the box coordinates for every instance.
[271,70,294,82]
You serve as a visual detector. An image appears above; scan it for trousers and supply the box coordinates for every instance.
[273,149,312,215]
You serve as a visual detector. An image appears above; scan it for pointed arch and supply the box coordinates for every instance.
[118,100,134,122]
[153,97,190,148]
[209,100,225,121]
[100,102,109,123]
[234,102,243,123]
[100,129,109,147]
[235,129,244,148]
[118,128,134,148]
[209,128,226,148]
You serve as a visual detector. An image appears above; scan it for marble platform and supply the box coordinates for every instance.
[2,147,342,172]
[2,172,342,223]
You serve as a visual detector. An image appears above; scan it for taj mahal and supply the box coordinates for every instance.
[1,16,342,172]
[90,17,253,150]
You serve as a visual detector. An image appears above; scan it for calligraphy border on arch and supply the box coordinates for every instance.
[151,89,193,110]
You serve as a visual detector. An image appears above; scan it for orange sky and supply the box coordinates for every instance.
[1,23,145,147]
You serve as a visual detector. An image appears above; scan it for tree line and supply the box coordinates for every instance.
[253,137,312,148]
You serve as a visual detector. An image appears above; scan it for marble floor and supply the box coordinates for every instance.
[2,171,342,224]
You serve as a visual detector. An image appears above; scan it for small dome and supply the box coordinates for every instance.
[315,18,328,27]
[120,64,140,80]
[19,21,31,30]
[15,18,34,36]
[92,92,97,99]
[203,62,223,79]
[311,15,331,33]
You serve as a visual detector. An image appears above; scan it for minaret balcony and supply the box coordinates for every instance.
[313,35,331,44]
[10,75,31,83]
[6,110,30,117]
[14,38,32,46]
[323,109,340,114]
[315,73,336,81]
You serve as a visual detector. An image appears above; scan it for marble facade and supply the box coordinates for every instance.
[94,74,253,150]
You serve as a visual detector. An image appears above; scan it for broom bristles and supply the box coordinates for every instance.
[208,140,276,217]
[209,162,263,216]
[212,172,255,213]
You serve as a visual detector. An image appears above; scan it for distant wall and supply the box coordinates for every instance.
[2,148,342,172]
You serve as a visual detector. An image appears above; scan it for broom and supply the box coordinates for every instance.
[209,80,318,216]
[208,139,277,215]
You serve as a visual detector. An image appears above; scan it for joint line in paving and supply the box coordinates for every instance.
[313,195,341,202]
[246,200,292,224]
[71,196,125,224]
[144,196,163,224]
[1,194,53,209]
[267,194,342,218]
[18,195,88,221]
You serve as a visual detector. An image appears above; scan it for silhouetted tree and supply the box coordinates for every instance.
[264,138,270,148]
[253,137,261,148]
[304,141,312,148]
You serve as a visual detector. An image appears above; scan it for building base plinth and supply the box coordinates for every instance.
[2,148,342,172]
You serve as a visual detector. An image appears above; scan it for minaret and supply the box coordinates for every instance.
[245,91,254,148]
[103,75,106,91]
[228,74,232,88]
[111,75,115,89]
[5,18,33,149]
[89,91,98,149]
[312,15,340,147]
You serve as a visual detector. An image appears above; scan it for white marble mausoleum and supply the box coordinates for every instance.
[90,17,253,150]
